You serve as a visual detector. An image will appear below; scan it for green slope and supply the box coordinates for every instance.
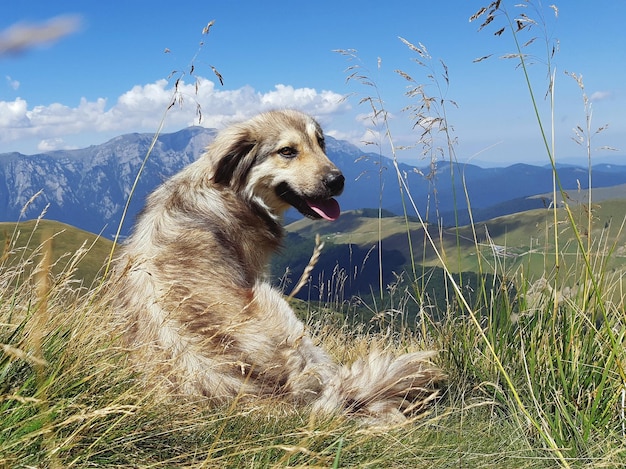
[0,219,114,288]
[287,198,626,282]
[5,194,624,293]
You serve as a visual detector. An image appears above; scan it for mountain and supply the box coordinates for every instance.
[0,127,216,238]
[2,126,626,238]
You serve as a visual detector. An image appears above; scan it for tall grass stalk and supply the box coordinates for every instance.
[470,1,623,462]
[497,3,613,328]
[482,9,570,462]
[494,0,626,388]
[336,49,420,295]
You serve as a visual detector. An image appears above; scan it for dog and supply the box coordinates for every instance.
[113,110,442,424]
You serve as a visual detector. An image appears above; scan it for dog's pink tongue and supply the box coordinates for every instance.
[307,198,341,221]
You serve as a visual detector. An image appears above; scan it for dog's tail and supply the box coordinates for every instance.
[312,350,444,425]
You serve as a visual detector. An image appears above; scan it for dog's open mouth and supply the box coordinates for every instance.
[276,182,341,221]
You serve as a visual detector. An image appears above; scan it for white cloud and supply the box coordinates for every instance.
[0,77,351,151]
[38,137,71,152]
[5,75,20,90]
[590,90,613,102]
[0,97,30,128]
[0,15,82,56]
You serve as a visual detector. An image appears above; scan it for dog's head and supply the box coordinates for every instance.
[207,110,344,221]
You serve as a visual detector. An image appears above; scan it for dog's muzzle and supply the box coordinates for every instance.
[276,169,345,221]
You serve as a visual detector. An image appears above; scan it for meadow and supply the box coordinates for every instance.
[2,1,626,467]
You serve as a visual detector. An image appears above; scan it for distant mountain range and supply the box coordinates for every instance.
[2,126,626,238]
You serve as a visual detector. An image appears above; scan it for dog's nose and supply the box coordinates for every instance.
[325,171,345,196]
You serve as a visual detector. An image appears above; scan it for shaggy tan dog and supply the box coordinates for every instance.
[114,110,442,424]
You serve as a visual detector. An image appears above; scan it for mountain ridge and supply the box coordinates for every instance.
[2,126,626,238]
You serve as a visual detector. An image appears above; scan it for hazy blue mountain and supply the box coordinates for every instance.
[1,126,626,238]
[0,127,216,238]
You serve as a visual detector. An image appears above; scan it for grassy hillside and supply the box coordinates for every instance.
[1,194,625,466]
[2,201,625,466]
[2,210,625,467]
[5,190,621,298]
[288,196,626,286]
[0,219,114,288]
[532,182,626,205]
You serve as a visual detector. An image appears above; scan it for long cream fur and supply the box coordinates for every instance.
[113,110,442,424]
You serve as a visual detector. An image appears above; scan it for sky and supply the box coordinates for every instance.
[1,0,625,167]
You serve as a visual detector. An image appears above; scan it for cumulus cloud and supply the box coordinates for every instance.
[0,77,350,150]
[0,97,29,127]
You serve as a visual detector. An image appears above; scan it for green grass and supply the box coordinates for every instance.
[0,219,113,288]
[0,262,559,469]
[0,233,553,467]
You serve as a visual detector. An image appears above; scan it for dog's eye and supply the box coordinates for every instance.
[278,147,298,158]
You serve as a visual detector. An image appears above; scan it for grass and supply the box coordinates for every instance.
[0,219,113,288]
[0,232,552,467]
[1,235,622,467]
[3,1,626,466]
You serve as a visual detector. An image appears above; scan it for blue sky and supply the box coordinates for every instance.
[1,1,624,166]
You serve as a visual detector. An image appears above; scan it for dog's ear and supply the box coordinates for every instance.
[211,131,257,191]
